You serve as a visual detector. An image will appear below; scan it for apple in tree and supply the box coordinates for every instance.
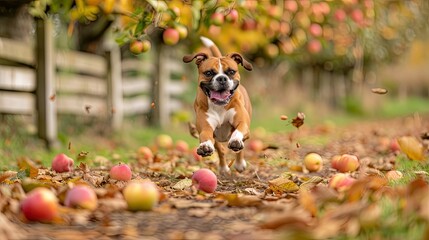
[130,40,151,54]
[64,185,98,210]
[351,9,364,24]
[110,163,132,181]
[210,12,224,26]
[304,153,323,172]
[52,153,74,173]
[192,168,217,193]
[21,187,58,222]
[225,9,239,23]
[309,23,323,37]
[284,0,298,13]
[163,28,180,45]
[307,39,322,54]
[334,9,347,22]
[241,19,257,31]
[123,180,160,211]
[175,24,188,39]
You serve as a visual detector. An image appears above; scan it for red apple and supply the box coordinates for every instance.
[390,139,401,153]
[64,185,98,210]
[351,9,364,24]
[210,12,224,26]
[192,168,217,193]
[162,28,180,45]
[334,154,360,172]
[52,153,74,173]
[175,140,189,154]
[110,163,132,181]
[123,180,160,211]
[267,5,282,19]
[137,146,154,162]
[21,188,58,222]
[304,153,323,172]
[319,2,330,15]
[284,0,298,13]
[155,134,173,149]
[309,23,323,37]
[331,155,341,169]
[225,9,239,23]
[175,24,188,39]
[307,39,322,54]
[385,170,403,181]
[329,173,356,192]
[334,9,347,22]
[248,139,264,153]
[241,19,257,31]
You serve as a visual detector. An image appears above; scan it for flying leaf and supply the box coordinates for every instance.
[291,112,305,129]
[397,136,425,161]
[371,88,388,94]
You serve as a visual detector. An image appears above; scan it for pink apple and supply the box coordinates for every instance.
[334,9,347,22]
[334,154,360,172]
[175,140,189,154]
[64,185,98,210]
[156,134,173,149]
[110,163,132,181]
[331,155,341,169]
[385,170,403,181]
[309,23,323,37]
[210,12,224,26]
[284,0,298,12]
[137,146,154,162]
[52,153,74,173]
[329,173,356,192]
[248,139,264,152]
[21,188,58,222]
[192,168,217,193]
[191,147,203,161]
[267,5,282,19]
[123,180,160,211]
[225,9,239,23]
[241,19,257,31]
[350,9,364,24]
[163,28,180,45]
[304,153,323,172]
[307,39,322,54]
[390,139,400,153]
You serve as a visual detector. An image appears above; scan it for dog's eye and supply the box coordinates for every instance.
[204,71,215,77]
[226,70,236,76]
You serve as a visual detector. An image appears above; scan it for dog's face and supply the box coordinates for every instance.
[183,53,252,106]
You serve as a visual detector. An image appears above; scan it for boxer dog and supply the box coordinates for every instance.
[183,37,253,175]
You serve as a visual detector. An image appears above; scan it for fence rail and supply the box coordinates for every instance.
[0,18,187,148]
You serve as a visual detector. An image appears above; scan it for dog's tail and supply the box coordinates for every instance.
[200,36,222,57]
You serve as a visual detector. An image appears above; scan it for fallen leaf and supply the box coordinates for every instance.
[268,176,299,193]
[0,171,17,183]
[371,88,388,94]
[218,193,262,207]
[17,157,39,178]
[299,176,323,191]
[172,178,192,190]
[299,190,317,216]
[397,136,425,161]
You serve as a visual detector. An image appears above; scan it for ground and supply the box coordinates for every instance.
[1,115,429,240]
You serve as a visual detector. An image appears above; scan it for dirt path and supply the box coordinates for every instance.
[2,115,429,240]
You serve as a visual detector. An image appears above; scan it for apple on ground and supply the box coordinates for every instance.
[110,163,132,181]
[21,187,59,222]
[210,12,224,26]
[303,153,323,172]
[52,153,74,173]
[248,139,264,153]
[331,155,341,169]
[123,180,160,211]
[162,28,180,45]
[390,139,401,153]
[175,140,189,154]
[64,185,98,210]
[137,146,154,162]
[334,154,360,172]
[225,9,239,23]
[385,170,403,180]
[155,134,174,149]
[329,173,356,191]
[191,147,203,161]
[192,168,217,193]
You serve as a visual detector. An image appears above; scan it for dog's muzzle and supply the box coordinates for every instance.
[200,79,239,106]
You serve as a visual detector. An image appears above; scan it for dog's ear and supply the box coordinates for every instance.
[228,53,253,71]
[183,52,208,66]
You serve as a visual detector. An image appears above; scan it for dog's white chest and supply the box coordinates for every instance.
[206,101,236,141]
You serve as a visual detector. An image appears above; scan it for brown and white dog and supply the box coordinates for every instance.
[183,37,253,175]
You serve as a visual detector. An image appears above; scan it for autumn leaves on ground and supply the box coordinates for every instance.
[1,114,429,240]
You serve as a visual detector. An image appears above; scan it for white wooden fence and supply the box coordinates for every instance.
[0,18,187,148]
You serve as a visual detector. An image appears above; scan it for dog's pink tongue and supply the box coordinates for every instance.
[211,91,230,100]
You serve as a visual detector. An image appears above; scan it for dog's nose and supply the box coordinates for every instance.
[216,76,228,85]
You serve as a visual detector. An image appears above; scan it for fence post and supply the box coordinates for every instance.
[106,45,123,130]
[151,44,169,128]
[35,17,58,149]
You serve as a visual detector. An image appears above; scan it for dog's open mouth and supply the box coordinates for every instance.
[200,81,239,105]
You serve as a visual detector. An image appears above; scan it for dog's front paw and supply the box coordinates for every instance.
[197,141,214,157]
[219,165,231,176]
[228,139,244,152]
